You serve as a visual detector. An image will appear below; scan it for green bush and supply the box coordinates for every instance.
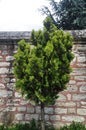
[0,121,85,130]
[60,122,86,130]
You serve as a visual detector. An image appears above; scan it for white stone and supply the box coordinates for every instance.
[68,108,76,114]
[80,86,86,92]
[56,102,76,107]
[50,115,60,121]
[78,56,86,63]
[25,114,39,120]
[6,56,14,61]
[45,107,54,114]
[18,107,26,112]
[57,94,66,101]
[75,76,86,80]
[77,109,86,115]
[0,90,12,97]
[69,80,76,84]
[55,108,67,114]
[72,94,86,100]
[62,115,85,122]
[0,83,5,88]
[15,114,24,121]
[0,62,10,67]
[0,68,9,74]
[27,107,34,113]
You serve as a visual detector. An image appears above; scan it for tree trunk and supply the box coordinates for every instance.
[41,102,45,130]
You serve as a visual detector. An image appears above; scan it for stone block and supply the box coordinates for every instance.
[25,114,39,120]
[69,80,76,84]
[77,56,86,63]
[0,90,12,97]
[57,94,66,101]
[55,108,67,114]
[0,68,9,74]
[45,107,54,114]
[56,102,76,107]
[50,115,60,121]
[75,76,86,81]
[68,108,76,114]
[67,85,78,92]
[27,107,34,113]
[45,115,49,121]
[18,107,26,112]
[80,86,86,92]
[62,115,85,122]
[15,114,24,121]
[72,94,86,101]
[0,83,5,88]
[0,62,10,67]
[6,56,14,61]
[77,109,86,115]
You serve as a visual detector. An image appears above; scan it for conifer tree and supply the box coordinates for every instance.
[41,0,86,30]
[14,17,74,130]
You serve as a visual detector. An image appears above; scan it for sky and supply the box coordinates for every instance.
[0,0,59,31]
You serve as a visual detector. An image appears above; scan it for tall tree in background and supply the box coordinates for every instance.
[41,0,86,30]
[14,17,74,130]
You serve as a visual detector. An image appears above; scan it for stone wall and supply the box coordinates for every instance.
[0,31,86,128]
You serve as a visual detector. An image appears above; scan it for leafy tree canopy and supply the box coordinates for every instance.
[41,0,86,30]
[14,17,74,105]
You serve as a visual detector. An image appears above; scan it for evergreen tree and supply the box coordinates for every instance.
[41,0,86,30]
[14,17,74,130]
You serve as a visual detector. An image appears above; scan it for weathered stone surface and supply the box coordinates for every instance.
[67,94,72,100]
[68,108,76,114]
[25,114,39,120]
[15,114,24,121]
[67,85,78,92]
[35,106,41,114]
[77,109,86,115]
[6,56,14,61]
[0,31,31,41]
[80,86,86,92]
[72,94,86,100]
[62,115,85,122]
[56,102,76,107]
[75,76,86,81]
[45,115,49,121]
[7,83,15,90]
[71,68,86,75]
[0,83,5,88]
[77,56,86,63]
[0,56,3,61]
[69,80,76,84]
[55,108,67,114]
[18,107,26,112]
[0,68,9,74]
[0,62,10,67]
[45,107,54,114]
[0,90,12,97]
[27,107,34,113]
[57,94,66,101]
[50,115,60,121]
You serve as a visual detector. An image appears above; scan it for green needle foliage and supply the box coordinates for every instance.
[14,17,74,130]
[41,0,86,30]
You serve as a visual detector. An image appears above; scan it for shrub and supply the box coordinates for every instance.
[60,122,86,130]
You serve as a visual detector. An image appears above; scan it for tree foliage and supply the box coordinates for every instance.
[41,0,86,30]
[14,17,74,130]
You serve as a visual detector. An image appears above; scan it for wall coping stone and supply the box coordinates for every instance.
[0,30,86,44]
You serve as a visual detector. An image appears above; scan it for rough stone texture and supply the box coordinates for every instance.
[0,31,86,128]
